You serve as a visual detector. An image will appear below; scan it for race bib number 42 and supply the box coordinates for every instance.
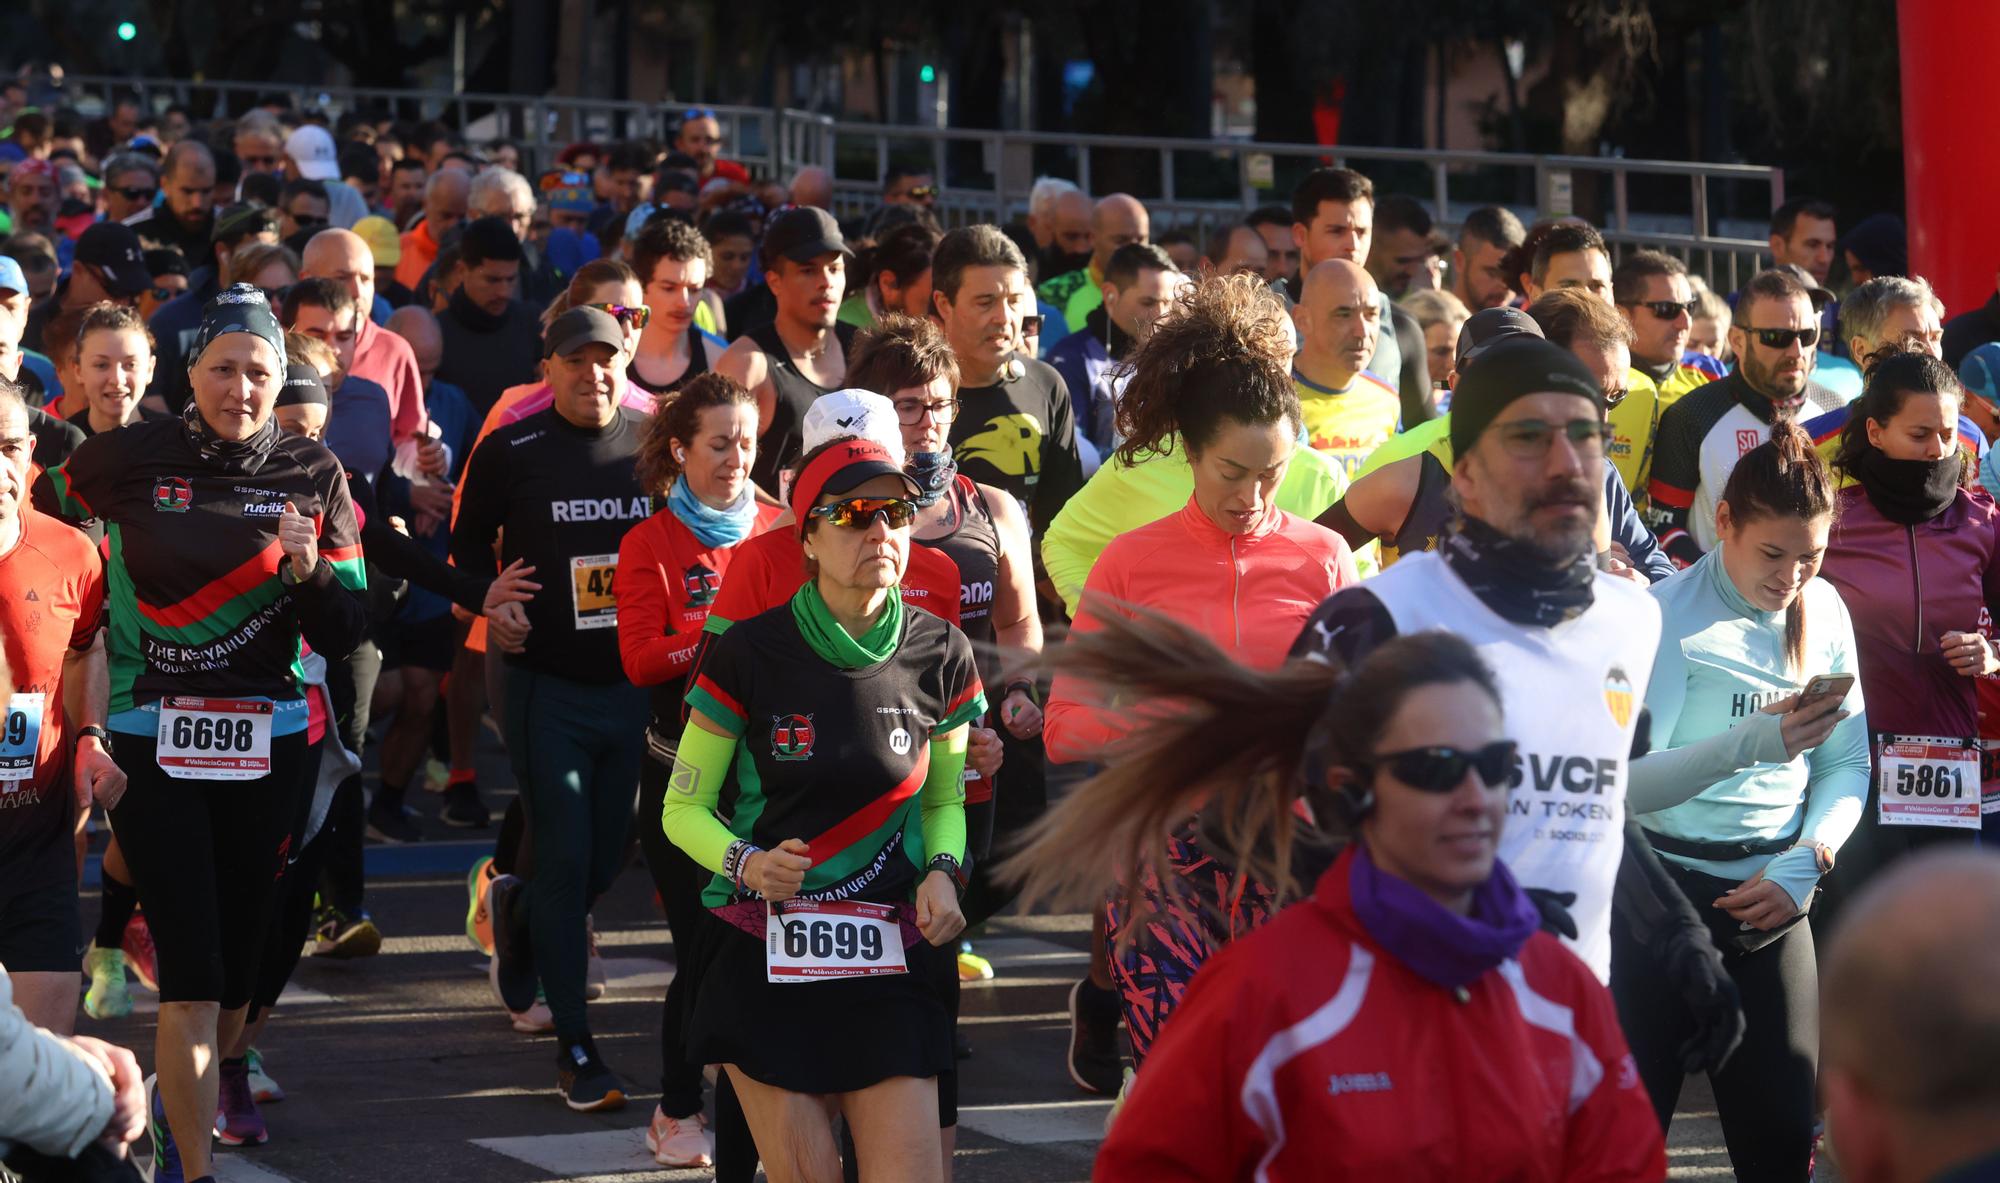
[156,697,274,781]
[766,899,907,983]
[1878,735,1981,829]
[570,554,619,631]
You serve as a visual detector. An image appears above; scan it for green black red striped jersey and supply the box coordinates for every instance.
[686,604,986,908]
[48,419,368,719]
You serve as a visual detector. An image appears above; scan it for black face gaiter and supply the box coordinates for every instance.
[1852,446,1960,525]
[1439,515,1597,628]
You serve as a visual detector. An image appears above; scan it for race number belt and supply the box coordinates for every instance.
[570,554,619,631]
[0,692,45,792]
[155,697,274,781]
[1876,733,1980,830]
[765,899,908,983]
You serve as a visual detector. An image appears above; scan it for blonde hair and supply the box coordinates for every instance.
[284,330,337,374]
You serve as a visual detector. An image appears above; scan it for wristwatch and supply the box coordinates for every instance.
[74,725,111,751]
[926,853,966,894]
[1803,840,1835,876]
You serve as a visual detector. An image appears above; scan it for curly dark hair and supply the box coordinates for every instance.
[1113,272,1298,465]
[635,371,757,496]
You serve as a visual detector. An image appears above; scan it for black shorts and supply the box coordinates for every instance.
[689,923,952,1096]
[0,875,83,973]
[380,616,458,674]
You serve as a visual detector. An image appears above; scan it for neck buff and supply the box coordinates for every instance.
[668,475,758,548]
[1852,446,1960,525]
[790,578,903,670]
[180,395,281,477]
[906,450,957,508]
[1440,515,1596,628]
[1348,841,1540,991]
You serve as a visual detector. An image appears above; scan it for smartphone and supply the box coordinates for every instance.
[1798,673,1855,707]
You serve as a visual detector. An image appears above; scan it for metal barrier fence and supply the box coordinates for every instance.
[59,74,1783,289]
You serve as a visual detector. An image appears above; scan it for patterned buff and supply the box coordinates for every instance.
[181,284,288,476]
[905,450,957,508]
[1439,515,1596,628]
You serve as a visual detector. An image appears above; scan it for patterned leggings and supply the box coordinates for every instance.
[1102,825,1277,1066]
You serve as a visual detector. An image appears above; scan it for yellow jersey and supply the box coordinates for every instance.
[1295,370,1402,480]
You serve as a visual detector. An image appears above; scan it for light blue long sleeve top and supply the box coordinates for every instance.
[1639,545,1872,909]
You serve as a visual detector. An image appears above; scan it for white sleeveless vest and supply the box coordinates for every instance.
[1365,551,1662,981]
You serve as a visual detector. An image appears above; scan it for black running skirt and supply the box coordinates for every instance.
[687,924,952,1095]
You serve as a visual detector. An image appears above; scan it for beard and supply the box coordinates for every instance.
[1512,476,1599,564]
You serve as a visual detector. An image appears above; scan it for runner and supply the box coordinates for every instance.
[933,225,1084,535]
[1289,260,1401,478]
[454,306,650,1111]
[0,377,114,1037]
[663,434,984,1183]
[846,313,1042,1006]
[1619,423,1868,1176]
[47,284,368,1183]
[714,206,856,494]
[66,303,165,438]
[1287,336,1745,1067]
[613,371,779,1166]
[1818,352,2000,930]
[628,217,728,397]
[1648,268,1844,564]
[1041,273,1358,1085]
[1008,620,1665,1181]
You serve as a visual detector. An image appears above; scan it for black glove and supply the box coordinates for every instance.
[1661,924,1746,1073]
[1524,887,1579,940]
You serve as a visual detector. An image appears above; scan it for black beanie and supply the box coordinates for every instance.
[1449,337,1605,459]
[277,363,329,408]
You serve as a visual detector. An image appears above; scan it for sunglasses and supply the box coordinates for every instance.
[291,213,328,230]
[1745,325,1819,350]
[114,185,158,202]
[1626,298,1698,320]
[1365,742,1519,793]
[585,301,651,329]
[148,285,182,302]
[1494,417,1610,458]
[892,397,959,425]
[808,496,917,530]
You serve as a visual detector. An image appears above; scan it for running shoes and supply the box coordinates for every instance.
[143,1074,183,1183]
[1067,978,1124,1096]
[957,941,995,982]
[309,907,382,959]
[82,945,132,1019]
[646,1106,715,1168]
[556,1037,625,1112]
[440,781,490,829]
[487,874,537,1013]
[365,788,423,843]
[213,1056,268,1146]
[245,1046,284,1104]
[122,914,159,993]
[465,855,497,956]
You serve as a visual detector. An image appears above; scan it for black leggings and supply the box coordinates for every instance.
[319,641,381,916]
[252,741,329,1018]
[635,746,757,1181]
[108,729,309,1007]
[1610,869,1819,1182]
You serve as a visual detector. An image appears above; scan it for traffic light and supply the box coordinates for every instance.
[116,21,136,40]
[919,64,936,84]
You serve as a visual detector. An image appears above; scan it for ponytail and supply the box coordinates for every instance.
[1003,610,1501,932]
[1720,419,1837,673]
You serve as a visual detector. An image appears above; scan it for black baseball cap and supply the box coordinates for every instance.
[212,203,279,247]
[544,306,626,359]
[74,222,151,296]
[1455,305,1544,368]
[761,206,850,269]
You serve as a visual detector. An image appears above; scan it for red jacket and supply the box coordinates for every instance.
[614,503,782,689]
[1045,497,1354,763]
[1097,848,1666,1183]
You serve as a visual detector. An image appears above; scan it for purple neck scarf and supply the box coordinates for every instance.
[1347,842,1541,991]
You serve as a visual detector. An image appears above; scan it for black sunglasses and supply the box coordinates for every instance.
[114,185,158,202]
[1365,742,1518,793]
[1745,325,1819,350]
[1626,298,1697,320]
[148,285,181,302]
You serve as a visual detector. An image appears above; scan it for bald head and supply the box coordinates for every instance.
[301,228,378,315]
[386,305,444,383]
[1294,260,1382,385]
[1048,191,1092,260]
[1822,850,2000,1181]
[1090,194,1149,274]
[424,168,472,244]
[790,166,833,211]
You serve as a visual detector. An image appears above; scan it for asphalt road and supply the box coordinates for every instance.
[70,828,1767,1181]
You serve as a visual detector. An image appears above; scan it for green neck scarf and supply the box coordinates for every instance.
[791,580,903,669]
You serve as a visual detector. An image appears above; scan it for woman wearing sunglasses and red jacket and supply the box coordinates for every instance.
[1010,618,1663,1183]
